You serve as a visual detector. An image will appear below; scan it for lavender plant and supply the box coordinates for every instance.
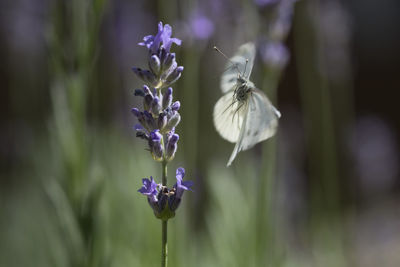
[131,22,193,267]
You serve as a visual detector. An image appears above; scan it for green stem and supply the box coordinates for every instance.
[161,220,168,267]
[161,160,168,267]
[162,160,167,186]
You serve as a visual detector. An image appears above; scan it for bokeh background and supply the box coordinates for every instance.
[1,0,400,266]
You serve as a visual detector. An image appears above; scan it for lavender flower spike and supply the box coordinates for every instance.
[132,22,192,224]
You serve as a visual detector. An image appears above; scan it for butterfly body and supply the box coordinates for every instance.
[213,42,281,166]
[234,77,252,101]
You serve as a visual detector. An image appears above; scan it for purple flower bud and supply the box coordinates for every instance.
[162,53,176,72]
[162,87,173,109]
[144,94,153,111]
[165,66,183,84]
[143,85,152,96]
[134,124,149,140]
[149,54,161,75]
[171,101,180,111]
[142,70,158,87]
[133,67,158,88]
[132,67,145,80]
[134,89,145,97]
[143,110,157,130]
[149,129,162,142]
[165,133,179,161]
[151,143,163,161]
[136,131,148,140]
[131,108,141,117]
[149,130,163,161]
[151,96,162,115]
[132,108,147,126]
[161,60,177,81]
[158,112,168,131]
[158,47,168,65]
[166,112,181,130]
[134,124,144,131]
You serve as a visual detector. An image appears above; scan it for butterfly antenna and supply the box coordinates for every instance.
[214,46,241,73]
[242,59,249,77]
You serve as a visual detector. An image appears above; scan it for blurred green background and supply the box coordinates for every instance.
[1,0,400,266]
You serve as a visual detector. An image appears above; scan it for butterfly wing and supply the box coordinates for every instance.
[213,91,247,143]
[220,42,256,93]
[240,88,281,150]
[226,88,280,166]
[226,100,250,166]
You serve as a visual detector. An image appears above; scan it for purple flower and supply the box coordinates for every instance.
[260,41,289,69]
[190,15,214,40]
[165,133,179,161]
[139,22,181,53]
[137,169,193,220]
[174,167,193,199]
[138,177,158,204]
[160,23,182,52]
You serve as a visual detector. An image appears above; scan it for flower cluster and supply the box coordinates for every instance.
[132,22,192,219]
[132,22,184,89]
[131,85,181,161]
[138,168,193,220]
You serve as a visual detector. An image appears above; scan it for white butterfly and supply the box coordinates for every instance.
[213,42,281,166]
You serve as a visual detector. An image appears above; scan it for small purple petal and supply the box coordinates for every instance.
[181,180,194,191]
[131,108,141,117]
[174,167,193,199]
[138,177,158,196]
[150,129,162,142]
[176,167,185,181]
[134,124,144,131]
[171,101,180,111]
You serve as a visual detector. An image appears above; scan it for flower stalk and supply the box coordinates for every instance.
[132,22,192,267]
